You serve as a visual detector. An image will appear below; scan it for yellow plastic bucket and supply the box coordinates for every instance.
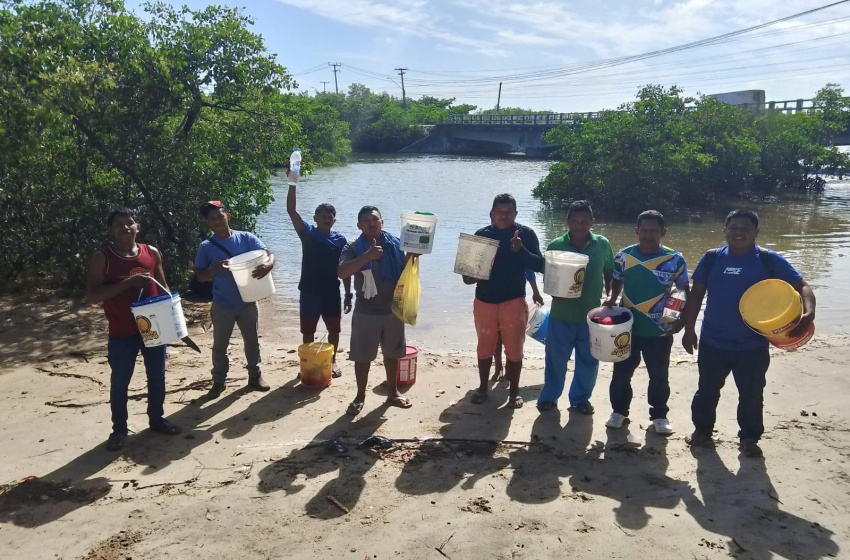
[739,279,802,336]
[298,342,334,388]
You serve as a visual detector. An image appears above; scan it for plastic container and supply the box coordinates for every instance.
[526,304,549,344]
[130,281,189,348]
[289,147,301,185]
[400,211,438,255]
[228,250,275,302]
[454,233,500,280]
[587,306,633,362]
[739,279,803,336]
[298,342,334,388]
[397,345,418,386]
[767,322,815,351]
[543,251,589,298]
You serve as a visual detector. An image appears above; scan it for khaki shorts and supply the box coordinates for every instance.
[349,312,406,363]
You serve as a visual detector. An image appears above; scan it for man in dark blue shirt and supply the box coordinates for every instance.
[462,193,544,408]
[287,175,351,378]
[682,209,816,458]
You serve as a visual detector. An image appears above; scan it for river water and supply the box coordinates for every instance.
[258,154,850,355]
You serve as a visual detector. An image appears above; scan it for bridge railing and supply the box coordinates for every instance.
[448,112,602,125]
[446,99,825,125]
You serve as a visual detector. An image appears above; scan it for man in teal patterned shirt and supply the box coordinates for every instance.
[602,210,689,435]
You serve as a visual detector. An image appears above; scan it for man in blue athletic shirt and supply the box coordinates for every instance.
[287,174,352,378]
[682,209,816,458]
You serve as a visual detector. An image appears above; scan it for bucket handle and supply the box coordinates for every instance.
[315,332,329,356]
[137,275,173,302]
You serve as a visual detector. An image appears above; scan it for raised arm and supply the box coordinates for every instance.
[286,182,304,233]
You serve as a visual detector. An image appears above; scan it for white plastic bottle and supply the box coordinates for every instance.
[289,147,301,186]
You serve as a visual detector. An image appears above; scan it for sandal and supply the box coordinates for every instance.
[385,396,412,409]
[150,419,182,435]
[471,390,488,405]
[536,401,556,412]
[508,395,524,409]
[346,401,364,416]
[105,432,126,451]
[332,364,343,379]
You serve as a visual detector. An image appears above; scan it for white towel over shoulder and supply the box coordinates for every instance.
[362,269,378,299]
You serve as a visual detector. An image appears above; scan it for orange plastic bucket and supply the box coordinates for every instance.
[739,279,802,336]
[767,322,815,351]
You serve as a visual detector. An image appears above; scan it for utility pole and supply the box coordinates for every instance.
[395,67,408,109]
[496,81,502,112]
[320,81,329,93]
[329,62,341,94]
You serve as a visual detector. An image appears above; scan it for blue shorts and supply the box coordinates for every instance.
[300,291,342,334]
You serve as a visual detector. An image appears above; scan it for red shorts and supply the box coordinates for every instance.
[473,297,528,362]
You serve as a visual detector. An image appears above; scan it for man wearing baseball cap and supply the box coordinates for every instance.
[195,201,275,399]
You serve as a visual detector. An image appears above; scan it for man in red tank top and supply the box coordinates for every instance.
[85,208,182,451]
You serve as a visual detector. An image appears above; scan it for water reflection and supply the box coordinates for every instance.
[258,154,850,350]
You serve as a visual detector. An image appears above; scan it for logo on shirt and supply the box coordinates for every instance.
[723,267,742,275]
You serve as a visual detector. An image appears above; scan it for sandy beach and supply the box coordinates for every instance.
[0,294,848,560]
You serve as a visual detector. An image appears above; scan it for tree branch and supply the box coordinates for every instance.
[63,111,179,242]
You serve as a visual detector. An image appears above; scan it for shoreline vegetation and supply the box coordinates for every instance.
[2,0,849,294]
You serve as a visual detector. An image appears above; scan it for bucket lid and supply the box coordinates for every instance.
[405,345,418,356]
[131,292,180,308]
[739,279,801,330]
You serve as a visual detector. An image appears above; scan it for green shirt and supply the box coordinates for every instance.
[547,231,614,324]
[613,244,689,336]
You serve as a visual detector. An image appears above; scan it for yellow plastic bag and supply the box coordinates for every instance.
[392,256,421,325]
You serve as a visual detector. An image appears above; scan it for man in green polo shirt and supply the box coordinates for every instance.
[602,210,689,435]
[537,200,614,414]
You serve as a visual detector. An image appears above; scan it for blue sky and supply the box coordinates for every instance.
[127,0,850,111]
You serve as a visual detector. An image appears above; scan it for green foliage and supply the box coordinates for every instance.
[322,84,477,152]
[535,84,850,216]
[0,0,349,290]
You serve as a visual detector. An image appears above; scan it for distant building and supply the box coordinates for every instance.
[707,90,766,113]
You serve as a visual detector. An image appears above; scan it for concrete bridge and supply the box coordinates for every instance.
[401,97,849,156]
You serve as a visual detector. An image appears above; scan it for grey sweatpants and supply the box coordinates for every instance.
[211,302,261,383]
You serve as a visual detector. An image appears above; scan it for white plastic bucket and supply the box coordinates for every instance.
[228,250,275,302]
[587,306,633,362]
[400,211,438,255]
[544,251,589,298]
[526,304,549,344]
[130,279,188,348]
[454,233,500,280]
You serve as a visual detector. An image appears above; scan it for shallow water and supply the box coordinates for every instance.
[258,154,850,354]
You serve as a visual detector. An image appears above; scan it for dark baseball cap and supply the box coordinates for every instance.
[199,200,226,217]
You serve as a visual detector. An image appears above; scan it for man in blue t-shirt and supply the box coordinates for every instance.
[287,176,351,379]
[682,209,816,458]
[194,201,276,399]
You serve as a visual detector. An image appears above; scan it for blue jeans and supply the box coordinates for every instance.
[538,319,599,407]
[108,335,166,435]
